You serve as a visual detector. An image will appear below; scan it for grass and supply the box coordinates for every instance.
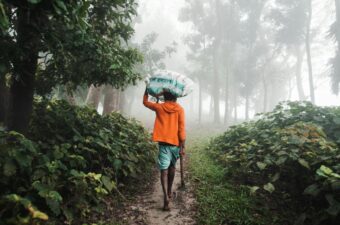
[187,135,277,225]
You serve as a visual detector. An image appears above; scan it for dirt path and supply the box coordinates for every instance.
[120,159,196,225]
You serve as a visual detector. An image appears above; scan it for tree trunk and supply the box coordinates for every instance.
[295,46,306,101]
[262,74,268,113]
[126,92,135,115]
[306,0,315,104]
[245,94,249,121]
[102,86,116,115]
[7,8,40,134]
[209,95,214,119]
[119,90,126,113]
[332,0,340,93]
[213,54,220,124]
[86,85,103,109]
[213,0,221,125]
[233,91,238,124]
[288,76,293,101]
[198,78,202,124]
[189,90,194,118]
[0,77,9,124]
[116,90,121,111]
[121,88,136,115]
[336,0,340,39]
[224,66,230,126]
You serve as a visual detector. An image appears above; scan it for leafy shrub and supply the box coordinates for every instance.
[0,99,157,224]
[209,102,340,225]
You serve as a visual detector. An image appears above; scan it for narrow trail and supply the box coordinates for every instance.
[120,158,196,225]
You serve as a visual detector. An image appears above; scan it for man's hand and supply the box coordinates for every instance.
[180,147,185,156]
[179,141,186,156]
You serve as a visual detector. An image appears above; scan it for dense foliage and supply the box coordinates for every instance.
[0,99,157,224]
[0,0,142,92]
[209,102,340,225]
[0,0,143,133]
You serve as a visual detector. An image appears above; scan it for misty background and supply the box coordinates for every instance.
[95,0,339,129]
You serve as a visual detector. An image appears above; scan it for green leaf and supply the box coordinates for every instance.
[317,165,334,178]
[55,0,67,11]
[101,175,115,192]
[270,172,280,182]
[298,159,310,169]
[30,207,49,220]
[0,2,9,30]
[275,156,287,165]
[70,169,85,178]
[4,194,49,220]
[48,191,63,202]
[27,0,42,4]
[276,150,287,156]
[95,186,108,194]
[256,162,267,170]
[249,186,259,194]
[3,160,16,176]
[113,159,123,170]
[288,135,304,145]
[87,172,102,181]
[303,184,320,197]
[263,183,275,193]
[53,148,64,159]
[46,198,61,216]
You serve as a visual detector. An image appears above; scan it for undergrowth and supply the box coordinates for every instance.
[0,99,157,225]
[187,135,277,225]
[208,101,340,225]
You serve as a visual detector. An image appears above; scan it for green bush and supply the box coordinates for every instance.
[209,101,340,225]
[0,99,157,224]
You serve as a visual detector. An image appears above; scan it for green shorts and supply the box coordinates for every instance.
[158,144,180,170]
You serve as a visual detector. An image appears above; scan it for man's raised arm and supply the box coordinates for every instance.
[143,89,160,111]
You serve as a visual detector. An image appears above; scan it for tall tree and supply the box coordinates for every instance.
[305,0,315,103]
[0,0,142,134]
[179,0,212,124]
[330,0,340,94]
[270,0,309,101]
[238,0,267,120]
[212,0,222,124]
[180,0,225,124]
[295,46,306,100]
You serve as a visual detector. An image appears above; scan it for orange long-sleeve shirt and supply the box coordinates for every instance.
[143,94,186,146]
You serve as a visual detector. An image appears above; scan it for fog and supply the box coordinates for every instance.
[113,0,339,128]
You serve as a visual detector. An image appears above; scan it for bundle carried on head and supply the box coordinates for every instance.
[145,70,194,99]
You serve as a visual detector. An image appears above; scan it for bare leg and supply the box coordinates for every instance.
[167,165,176,199]
[161,169,170,210]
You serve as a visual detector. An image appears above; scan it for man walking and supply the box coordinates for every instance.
[143,89,186,211]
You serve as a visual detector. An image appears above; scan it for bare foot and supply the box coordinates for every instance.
[163,198,170,211]
[168,191,177,200]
